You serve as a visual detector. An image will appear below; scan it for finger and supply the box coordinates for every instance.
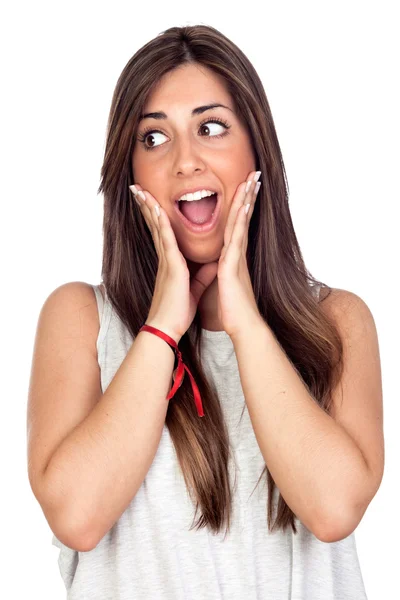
[155,204,185,263]
[134,187,161,239]
[129,185,163,258]
[129,185,181,265]
[223,178,254,249]
[242,201,250,255]
[143,191,162,244]
[243,171,261,211]
[223,180,247,248]
[239,176,256,250]
[225,171,261,246]
[246,180,261,224]
[221,203,248,269]
[242,180,261,253]
[232,203,249,257]
[220,176,253,262]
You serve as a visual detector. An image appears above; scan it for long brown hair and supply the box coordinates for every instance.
[97,24,343,537]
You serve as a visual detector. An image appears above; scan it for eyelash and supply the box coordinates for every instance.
[137,117,231,152]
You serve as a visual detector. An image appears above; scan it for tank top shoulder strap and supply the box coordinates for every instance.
[311,282,322,301]
[91,283,104,319]
[91,283,113,361]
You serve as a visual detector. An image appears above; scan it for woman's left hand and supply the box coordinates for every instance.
[217,170,263,340]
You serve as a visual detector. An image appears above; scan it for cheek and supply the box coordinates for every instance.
[218,194,233,225]
[132,162,165,195]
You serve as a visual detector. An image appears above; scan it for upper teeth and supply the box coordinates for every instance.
[178,190,216,202]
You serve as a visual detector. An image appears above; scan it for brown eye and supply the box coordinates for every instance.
[199,121,225,136]
[139,131,168,151]
[138,117,231,152]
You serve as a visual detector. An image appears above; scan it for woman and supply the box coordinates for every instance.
[27,24,383,599]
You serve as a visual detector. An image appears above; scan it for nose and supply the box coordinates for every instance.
[173,136,207,176]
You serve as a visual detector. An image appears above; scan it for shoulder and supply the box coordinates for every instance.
[319,286,374,326]
[42,281,99,318]
[39,281,101,360]
[319,286,380,372]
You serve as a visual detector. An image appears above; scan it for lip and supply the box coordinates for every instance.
[173,193,222,233]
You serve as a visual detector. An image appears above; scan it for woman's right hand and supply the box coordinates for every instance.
[129,184,218,344]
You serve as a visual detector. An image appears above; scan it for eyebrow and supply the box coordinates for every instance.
[139,103,233,122]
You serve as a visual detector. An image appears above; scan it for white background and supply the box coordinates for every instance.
[2,1,398,598]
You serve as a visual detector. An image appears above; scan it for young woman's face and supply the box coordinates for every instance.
[132,63,256,263]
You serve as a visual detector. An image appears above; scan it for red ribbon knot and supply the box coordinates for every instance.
[139,324,204,417]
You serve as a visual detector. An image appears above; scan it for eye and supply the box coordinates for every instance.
[137,117,231,152]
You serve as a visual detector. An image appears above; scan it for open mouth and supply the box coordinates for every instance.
[174,193,221,233]
[177,193,218,223]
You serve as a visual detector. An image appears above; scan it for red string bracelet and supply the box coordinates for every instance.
[139,324,204,418]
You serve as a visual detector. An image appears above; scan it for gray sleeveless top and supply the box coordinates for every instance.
[52,282,368,599]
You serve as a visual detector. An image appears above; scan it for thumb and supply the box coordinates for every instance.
[189,261,218,305]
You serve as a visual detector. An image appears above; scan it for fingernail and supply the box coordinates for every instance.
[255,181,262,195]
[129,184,138,195]
[245,180,252,194]
[138,191,146,202]
[253,171,262,182]
[155,204,160,217]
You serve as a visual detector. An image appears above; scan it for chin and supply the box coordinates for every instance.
[186,243,223,259]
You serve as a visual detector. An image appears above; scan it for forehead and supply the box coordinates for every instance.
[143,64,234,113]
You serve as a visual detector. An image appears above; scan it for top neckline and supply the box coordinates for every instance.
[97,282,321,341]
[201,327,229,340]
[200,328,231,340]
[99,283,231,341]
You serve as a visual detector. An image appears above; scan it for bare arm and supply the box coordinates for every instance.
[230,290,384,543]
[27,283,177,552]
[46,330,175,549]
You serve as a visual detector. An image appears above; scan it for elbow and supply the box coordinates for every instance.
[311,463,377,543]
[315,465,381,543]
[32,466,98,552]
[40,484,97,552]
[314,522,353,544]
[40,476,98,552]
[312,503,362,544]
[52,510,98,552]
